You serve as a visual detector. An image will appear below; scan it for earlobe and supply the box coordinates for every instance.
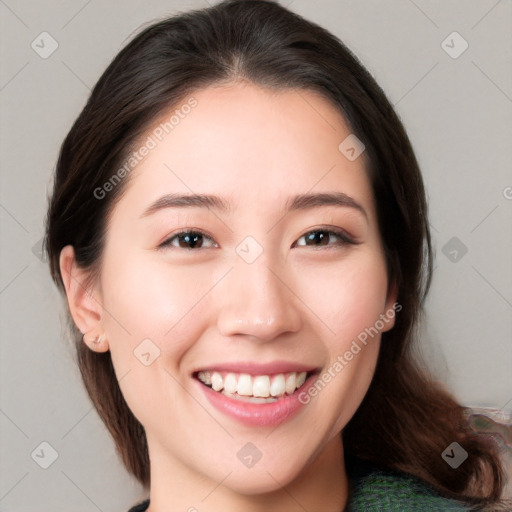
[82,332,110,353]
[382,280,399,332]
[59,245,108,352]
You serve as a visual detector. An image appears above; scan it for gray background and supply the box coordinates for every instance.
[1,0,511,510]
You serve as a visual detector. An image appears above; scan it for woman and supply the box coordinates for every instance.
[44,0,508,510]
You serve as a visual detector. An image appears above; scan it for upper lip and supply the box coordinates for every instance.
[193,361,320,376]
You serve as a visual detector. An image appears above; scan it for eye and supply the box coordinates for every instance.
[159,230,218,250]
[293,228,355,248]
[159,227,355,251]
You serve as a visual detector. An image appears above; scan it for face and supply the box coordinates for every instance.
[65,82,397,497]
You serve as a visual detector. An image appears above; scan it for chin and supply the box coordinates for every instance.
[220,467,301,496]
[214,449,311,496]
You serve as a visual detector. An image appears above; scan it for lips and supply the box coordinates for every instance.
[194,361,317,375]
[193,364,320,426]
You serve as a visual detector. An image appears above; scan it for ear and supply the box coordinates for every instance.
[59,245,109,352]
[381,279,399,332]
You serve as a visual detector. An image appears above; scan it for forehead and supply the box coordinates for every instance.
[114,82,374,218]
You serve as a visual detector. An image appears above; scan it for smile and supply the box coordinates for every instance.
[193,363,320,427]
[196,370,309,403]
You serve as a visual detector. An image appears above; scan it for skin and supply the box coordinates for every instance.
[60,82,397,511]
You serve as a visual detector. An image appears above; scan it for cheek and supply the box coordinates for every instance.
[97,253,220,429]
[293,252,388,431]
[293,250,389,341]
[99,252,218,375]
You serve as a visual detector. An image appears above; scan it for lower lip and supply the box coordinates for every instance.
[195,374,317,427]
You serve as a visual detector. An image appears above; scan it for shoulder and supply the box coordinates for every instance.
[346,461,470,512]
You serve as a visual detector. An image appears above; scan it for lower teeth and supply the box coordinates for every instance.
[220,390,279,403]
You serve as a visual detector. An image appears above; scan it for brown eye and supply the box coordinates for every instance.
[294,229,354,248]
[160,231,217,250]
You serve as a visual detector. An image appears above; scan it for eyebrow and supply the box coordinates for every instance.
[140,192,367,219]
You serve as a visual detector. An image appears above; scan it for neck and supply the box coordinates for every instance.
[146,434,348,512]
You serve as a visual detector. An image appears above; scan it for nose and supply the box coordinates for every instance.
[216,256,303,343]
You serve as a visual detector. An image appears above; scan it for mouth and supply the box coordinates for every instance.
[192,363,321,427]
[193,369,315,404]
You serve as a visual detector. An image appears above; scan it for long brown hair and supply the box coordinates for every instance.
[44,0,507,508]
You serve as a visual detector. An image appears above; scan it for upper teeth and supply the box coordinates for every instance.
[197,371,308,398]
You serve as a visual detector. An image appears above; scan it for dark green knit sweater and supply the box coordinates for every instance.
[127,460,470,511]
[344,460,469,511]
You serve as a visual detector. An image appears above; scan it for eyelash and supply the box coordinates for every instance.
[158,227,356,251]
